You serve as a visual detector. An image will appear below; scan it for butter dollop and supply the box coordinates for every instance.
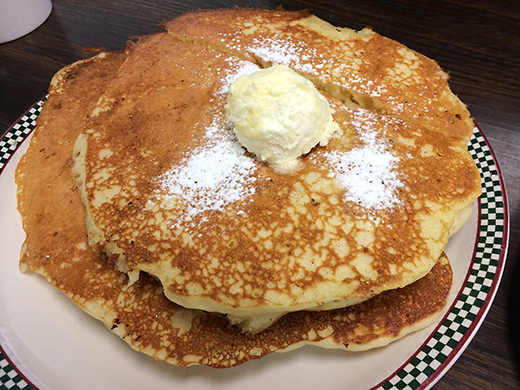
[226,65,340,170]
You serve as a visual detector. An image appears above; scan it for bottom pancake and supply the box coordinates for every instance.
[16,49,452,368]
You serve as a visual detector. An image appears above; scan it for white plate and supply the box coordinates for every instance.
[0,100,509,390]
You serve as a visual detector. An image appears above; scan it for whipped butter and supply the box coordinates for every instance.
[226,65,340,170]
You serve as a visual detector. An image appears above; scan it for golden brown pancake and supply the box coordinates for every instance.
[162,8,473,143]
[15,47,453,365]
[72,28,480,331]
[16,50,126,275]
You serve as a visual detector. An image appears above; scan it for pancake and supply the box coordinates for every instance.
[15,49,453,366]
[161,8,473,144]
[72,26,480,331]
[16,49,127,275]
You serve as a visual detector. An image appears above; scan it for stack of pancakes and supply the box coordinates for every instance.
[16,8,481,368]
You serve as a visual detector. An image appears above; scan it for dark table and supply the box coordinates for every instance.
[1,1,519,388]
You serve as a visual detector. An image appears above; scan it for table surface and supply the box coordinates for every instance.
[1,0,519,389]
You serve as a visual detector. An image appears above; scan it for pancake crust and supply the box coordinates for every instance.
[162,8,473,143]
[74,29,480,327]
[15,50,453,365]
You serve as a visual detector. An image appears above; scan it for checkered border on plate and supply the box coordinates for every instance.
[378,126,505,390]
[0,107,507,390]
[0,99,45,174]
[0,354,30,390]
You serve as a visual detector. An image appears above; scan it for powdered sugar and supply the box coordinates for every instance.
[157,60,261,225]
[159,123,257,223]
[249,37,318,74]
[219,59,260,95]
[323,110,403,211]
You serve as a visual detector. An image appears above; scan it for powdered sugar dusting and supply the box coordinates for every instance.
[159,125,257,223]
[219,59,260,95]
[249,37,318,74]
[245,37,392,101]
[157,60,261,225]
[323,110,404,212]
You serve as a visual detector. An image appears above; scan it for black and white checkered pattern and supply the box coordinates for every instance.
[0,109,507,389]
[0,100,44,174]
[0,352,29,390]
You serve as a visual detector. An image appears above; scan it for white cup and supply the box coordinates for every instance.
[0,0,52,44]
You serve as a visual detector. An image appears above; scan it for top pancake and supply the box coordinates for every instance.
[162,8,473,144]
[73,21,480,330]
